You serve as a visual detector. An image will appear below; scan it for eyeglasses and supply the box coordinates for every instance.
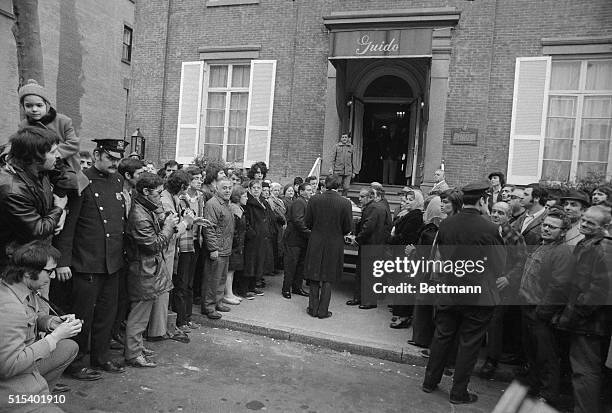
[41,267,56,278]
[542,223,561,230]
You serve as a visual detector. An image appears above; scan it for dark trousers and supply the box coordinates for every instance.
[49,277,73,314]
[111,266,128,338]
[354,251,375,305]
[192,243,203,300]
[172,251,195,327]
[236,272,256,295]
[485,305,507,361]
[202,255,229,314]
[521,306,560,402]
[412,304,435,347]
[70,271,119,367]
[308,280,332,317]
[424,305,494,399]
[282,245,306,293]
[569,334,604,413]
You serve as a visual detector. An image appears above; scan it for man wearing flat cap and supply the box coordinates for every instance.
[422,181,506,404]
[561,189,590,249]
[53,138,129,379]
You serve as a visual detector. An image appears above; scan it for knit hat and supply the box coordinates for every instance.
[18,79,52,105]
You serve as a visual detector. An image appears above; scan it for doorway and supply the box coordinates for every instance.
[358,102,411,185]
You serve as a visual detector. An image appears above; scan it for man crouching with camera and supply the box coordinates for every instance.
[0,241,81,412]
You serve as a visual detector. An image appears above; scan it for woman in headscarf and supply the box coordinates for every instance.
[268,182,287,272]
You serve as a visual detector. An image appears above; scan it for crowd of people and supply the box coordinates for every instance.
[0,79,611,413]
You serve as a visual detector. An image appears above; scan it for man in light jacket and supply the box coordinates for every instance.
[202,178,235,320]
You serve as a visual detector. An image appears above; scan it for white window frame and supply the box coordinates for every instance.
[200,61,251,165]
[544,57,612,181]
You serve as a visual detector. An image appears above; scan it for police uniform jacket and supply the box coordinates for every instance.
[55,166,125,274]
[436,208,506,306]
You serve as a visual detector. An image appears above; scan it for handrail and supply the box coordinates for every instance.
[308,157,321,180]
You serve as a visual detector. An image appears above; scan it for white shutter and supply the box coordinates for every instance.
[243,60,276,167]
[507,57,551,185]
[175,61,204,164]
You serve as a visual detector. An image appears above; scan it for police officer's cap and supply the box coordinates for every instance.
[461,181,490,196]
[560,189,590,207]
[92,139,129,159]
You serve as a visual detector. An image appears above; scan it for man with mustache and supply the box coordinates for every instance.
[54,138,128,379]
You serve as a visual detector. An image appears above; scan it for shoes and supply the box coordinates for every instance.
[420,349,430,358]
[92,360,125,374]
[109,338,124,350]
[255,281,266,289]
[241,292,255,300]
[126,355,157,368]
[306,307,316,317]
[69,367,102,381]
[112,333,125,345]
[282,291,291,299]
[421,383,437,393]
[346,299,361,306]
[358,304,377,310]
[443,368,454,377]
[407,340,428,349]
[253,288,264,296]
[478,358,498,379]
[51,383,71,393]
[449,392,478,404]
[142,347,155,357]
[222,296,241,305]
[146,334,168,342]
[318,311,332,319]
[390,317,412,329]
[206,311,222,320]
[186,321,201,329]
[169,331,190,343]
[291,288,309,297]
[178,324,191,333]
[216,304,231,312]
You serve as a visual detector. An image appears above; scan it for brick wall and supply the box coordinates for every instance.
[0,0,134,153]
[128,0,611,185]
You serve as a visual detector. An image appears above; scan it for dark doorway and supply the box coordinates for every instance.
[358,102,410,185]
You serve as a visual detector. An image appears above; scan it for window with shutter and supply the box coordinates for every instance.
[175,61,204,164]
[243,60,276,167]
[507,57,551,185]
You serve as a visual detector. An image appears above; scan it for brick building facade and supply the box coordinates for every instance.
[128,0,612,188]
[0,0,135,153]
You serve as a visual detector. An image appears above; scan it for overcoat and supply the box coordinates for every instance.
[283,196,310,248]
[303,190,352,283]
[243,192,272,278]
[54,166,125,274]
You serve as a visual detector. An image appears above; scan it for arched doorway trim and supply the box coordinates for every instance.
[350,60,425,100]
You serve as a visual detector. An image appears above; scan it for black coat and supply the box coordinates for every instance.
[54,166,125,274]
[243,192,271,278]
[283,196,310,248]
[0,164,62,265]
[436,208,506,306]
[304,190,352,283]
[389,209,423,245]
[356,200,391,246]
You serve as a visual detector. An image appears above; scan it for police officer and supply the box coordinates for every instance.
[54,138,128,378]
[422,181,506,404]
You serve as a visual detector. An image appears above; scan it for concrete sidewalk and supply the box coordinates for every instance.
[193,273,426,366]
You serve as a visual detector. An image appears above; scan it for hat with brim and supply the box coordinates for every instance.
[560,189,590,207]
[462,181,491,196]
[92,138,129,159]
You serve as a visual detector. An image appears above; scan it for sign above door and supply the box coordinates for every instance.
[330,29,432,59]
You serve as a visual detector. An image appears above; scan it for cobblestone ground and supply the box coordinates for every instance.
[58,327,508,413]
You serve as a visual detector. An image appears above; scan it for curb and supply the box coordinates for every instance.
[192,313,428,367]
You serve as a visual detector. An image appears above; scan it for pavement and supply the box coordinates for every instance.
[60,326,508,413]
[193,273,424,366]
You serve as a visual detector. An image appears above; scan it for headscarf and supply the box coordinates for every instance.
[423,195,444,225]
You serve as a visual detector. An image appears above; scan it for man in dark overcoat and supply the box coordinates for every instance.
[54,138,128,378]
[422,181,506,404]
[281,182,312,298]
[303,175,352,319]
[347,187,391,309]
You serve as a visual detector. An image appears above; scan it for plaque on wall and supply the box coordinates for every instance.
[451,128,478,146]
